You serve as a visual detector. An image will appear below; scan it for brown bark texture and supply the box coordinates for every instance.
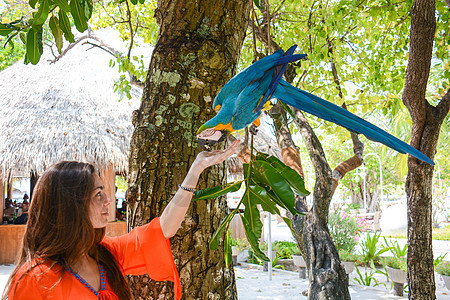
[126,1,251,299]
[401,1,450,299]
[292,109,351,300]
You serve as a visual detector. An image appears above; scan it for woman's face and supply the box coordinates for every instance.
[88,173,112,228]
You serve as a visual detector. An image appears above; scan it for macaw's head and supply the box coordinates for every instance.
[196,118,234,151]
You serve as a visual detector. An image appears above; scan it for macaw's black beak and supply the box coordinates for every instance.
[197,129,228,151]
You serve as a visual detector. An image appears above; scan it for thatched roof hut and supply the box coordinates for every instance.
[0,29,146,220]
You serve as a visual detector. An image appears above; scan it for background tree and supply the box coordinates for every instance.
[402,0,450,298]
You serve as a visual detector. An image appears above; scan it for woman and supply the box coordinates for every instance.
[2,140,240,300]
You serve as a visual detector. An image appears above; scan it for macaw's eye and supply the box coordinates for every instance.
[214,105,221,112]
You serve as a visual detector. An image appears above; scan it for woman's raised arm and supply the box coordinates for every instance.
[159,140,240,238]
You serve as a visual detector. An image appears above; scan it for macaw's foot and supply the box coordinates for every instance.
[249,124,259,135]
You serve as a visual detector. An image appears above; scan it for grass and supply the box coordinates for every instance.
[432,226,450,240]
[381,226,450,241]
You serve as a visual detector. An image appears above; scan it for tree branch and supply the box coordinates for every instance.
[292,108,332,223]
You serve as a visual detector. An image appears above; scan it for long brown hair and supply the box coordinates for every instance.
[2,161,132,299]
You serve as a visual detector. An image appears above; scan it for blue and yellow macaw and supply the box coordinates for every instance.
[196,45,434,165]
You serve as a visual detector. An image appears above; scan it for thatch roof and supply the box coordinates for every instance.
[0,29,146,176]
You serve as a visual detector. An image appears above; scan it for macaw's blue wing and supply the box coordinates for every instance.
[253,45,307,114]
[274,80,434,165]
[212,49,286,111]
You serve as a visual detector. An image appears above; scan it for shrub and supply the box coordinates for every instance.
[436,261,450,276]
[339,249,364,264]
[382,257,407,272]
[328,211,364,253]
[231,238,249,251]
[273,241,299,259]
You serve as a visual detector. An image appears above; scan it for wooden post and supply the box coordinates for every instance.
[0,173,4,223]
[30,171,39,201]
[6,173,12,200]
[100,165,116,222]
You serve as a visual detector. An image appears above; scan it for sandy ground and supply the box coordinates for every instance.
[2,263,450,299]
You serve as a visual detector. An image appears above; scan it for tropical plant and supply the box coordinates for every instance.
[194,149,309,263]
[354,266,385,287]
[383,238,408,258]
[359,232,390,266]
[436,261,450,276]
[434,253,447,267]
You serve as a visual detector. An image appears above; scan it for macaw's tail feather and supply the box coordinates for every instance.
[253,45,307,113]
[274,80,434,165]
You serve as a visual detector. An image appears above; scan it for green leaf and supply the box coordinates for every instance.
[58,10,75,43]
[279,101,296,120]
[26,26,43,65]
[242,186,263,239]
[257,155,310,196]
[241,214,269,262]
[53,0,71,13]
[19,32,26,44]
[70,0,88,32]
[253,0,262,10]
[248,184,280,215]
[0,24,14,37]
[252,160,296,211]
[209,210,237,250]
[138,0,145,4]
[81,0,93,19]
[33,0,50,26]
[194,181,243,201]
[130,0,138,4]
[29,0,38,9]
[49,16,63,54]
[224,231,232,267]
[264,188,299,216]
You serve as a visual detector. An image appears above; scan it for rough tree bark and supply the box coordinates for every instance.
[126,1,251,299]
[402,1,450,299]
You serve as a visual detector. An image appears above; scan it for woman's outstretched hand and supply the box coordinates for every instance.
[192,140,241,173]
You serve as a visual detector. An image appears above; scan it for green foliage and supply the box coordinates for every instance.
[434,253,447,267]
[381,257,407,272]
[272,241,299,259]
[436,261,450,276]
[359,232,390,267]
[338,249,364,264]
[230,237,250,251]
[354,266,385,287]
[328,211,362,253]
[195,148,309,262]
[433,226,450,241]
[383,238,408,258]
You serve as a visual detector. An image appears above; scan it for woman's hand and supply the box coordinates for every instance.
[192,140,241,173]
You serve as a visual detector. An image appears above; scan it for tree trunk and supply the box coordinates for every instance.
[401,1,450,299]
[292,109,351,300]
[126,1,251,299]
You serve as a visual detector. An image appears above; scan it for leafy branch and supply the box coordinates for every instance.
[194,141,309,263]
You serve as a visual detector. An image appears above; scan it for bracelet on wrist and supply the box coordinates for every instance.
[178,184,196,193]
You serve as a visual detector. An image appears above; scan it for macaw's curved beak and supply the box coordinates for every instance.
[196,128,228,151]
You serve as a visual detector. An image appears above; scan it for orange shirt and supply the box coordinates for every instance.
[9,217,181,299]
